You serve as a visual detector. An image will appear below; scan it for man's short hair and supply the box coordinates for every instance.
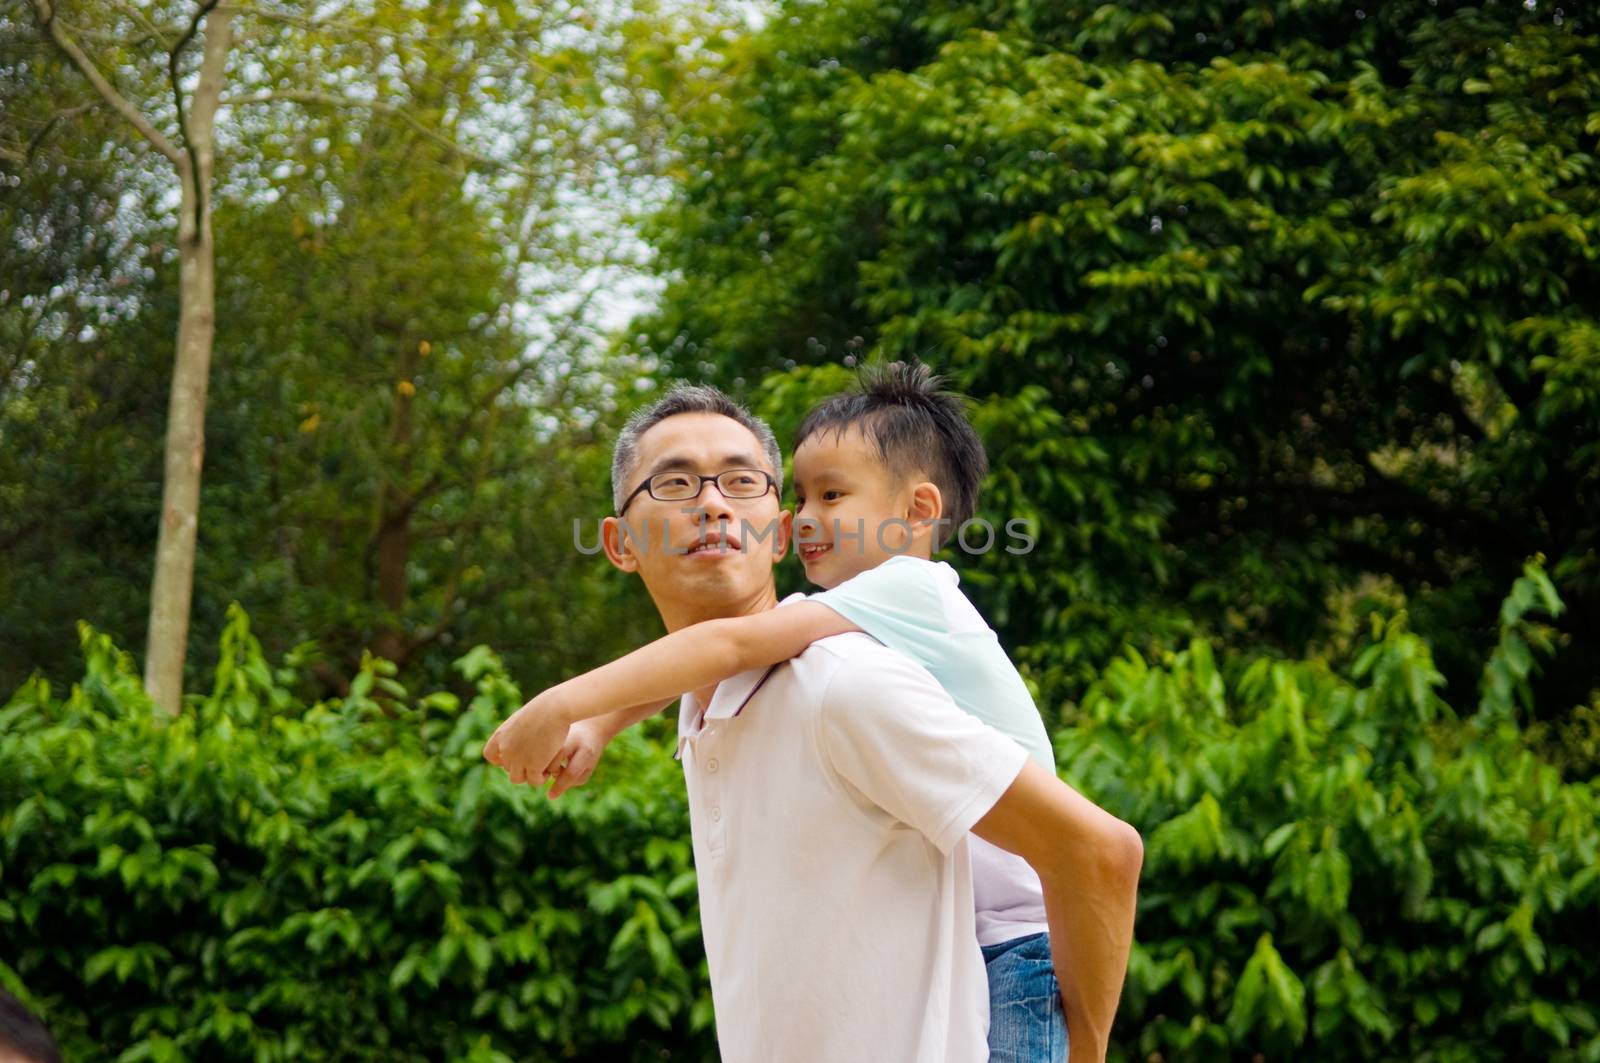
[611,383,784,513]
[0,991,63,1063]
[794,361,988,548]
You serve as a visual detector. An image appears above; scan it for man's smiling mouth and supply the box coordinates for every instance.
[687,531,741,555]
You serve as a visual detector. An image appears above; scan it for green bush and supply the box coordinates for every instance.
[5,572,1596,1061]
[0,606,712,1062]
[1062,566,1600,1060]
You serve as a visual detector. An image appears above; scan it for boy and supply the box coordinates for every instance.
[488,362,1112,1061]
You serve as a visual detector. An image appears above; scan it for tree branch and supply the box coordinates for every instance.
[401,572,526,663]
[177,1,233,240]
[239,5,588,48]
[108,0,180,46]
[403,296,600,508]
[30,0,183,166]
[221,90,535,176]
[168,0,223,235]
[21,100,99,162]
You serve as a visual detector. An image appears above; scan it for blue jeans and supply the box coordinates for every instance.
[982,932,1068,1063]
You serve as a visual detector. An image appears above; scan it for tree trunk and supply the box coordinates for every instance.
[371,341,416,665]
[371,509,411,664]
[144,7,234,715]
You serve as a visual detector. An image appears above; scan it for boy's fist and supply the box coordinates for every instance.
[484,691,572,785]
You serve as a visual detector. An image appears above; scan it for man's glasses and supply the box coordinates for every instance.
[618,468,776,515]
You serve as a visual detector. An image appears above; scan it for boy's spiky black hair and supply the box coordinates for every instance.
[794,361,988,548]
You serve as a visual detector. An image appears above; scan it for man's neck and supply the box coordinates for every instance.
[659,582,779,634]
[657,580,779,707]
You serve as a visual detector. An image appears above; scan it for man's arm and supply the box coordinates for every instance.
[970,761,1143,1063]
[484,603,857,776]
[814,646,1142,1061]
[586,698,673,743]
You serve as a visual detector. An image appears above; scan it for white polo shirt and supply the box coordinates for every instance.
[676,631,1028,1063]
[803,556,1056,947]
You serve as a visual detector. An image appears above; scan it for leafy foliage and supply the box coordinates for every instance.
[1,0,691,695]
[1061,570,1600,1060]
[6,1,1599,1058]
[0,608,711,1062]
[637,0,1600,719]
[0,27,176,694]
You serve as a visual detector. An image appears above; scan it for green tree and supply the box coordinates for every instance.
[189,0,708,690]
[16,0,687,710]
[0,21,176,693]
[3,0,714,696]
[636,0,1600,725]
[26,0,242,714]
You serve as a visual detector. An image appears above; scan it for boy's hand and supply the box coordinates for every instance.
[484,691,573,785]
[545,720,611,799]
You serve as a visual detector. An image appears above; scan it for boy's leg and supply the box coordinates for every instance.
[982,932,1069,1063]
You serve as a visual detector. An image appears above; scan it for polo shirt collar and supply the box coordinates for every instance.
[675,662,780,758]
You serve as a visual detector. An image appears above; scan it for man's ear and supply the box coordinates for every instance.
[773,509,794,560]
[602,515,641,572]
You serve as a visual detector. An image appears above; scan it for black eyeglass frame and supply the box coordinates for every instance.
[617,467,777,515]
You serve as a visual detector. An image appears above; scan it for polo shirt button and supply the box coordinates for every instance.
[711,806,721,822]
[706,758,719,774]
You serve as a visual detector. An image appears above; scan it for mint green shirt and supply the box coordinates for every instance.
[804,555,1055,771]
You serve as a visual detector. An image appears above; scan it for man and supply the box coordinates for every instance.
[532,385,1142,1061]
[0,991,62,1063]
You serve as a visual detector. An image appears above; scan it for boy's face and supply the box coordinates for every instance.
[792,426,926,589]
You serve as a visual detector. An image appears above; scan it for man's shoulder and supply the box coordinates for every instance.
[795,630,892,665]
[771,630,882,682]
[735,634,894,728]
[785,631,948,707]
[772,630,925,688]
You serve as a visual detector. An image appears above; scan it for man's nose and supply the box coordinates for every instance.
[693,479,738,522]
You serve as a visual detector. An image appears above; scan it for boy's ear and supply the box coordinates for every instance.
[601,515,640,572]
[908,481,944,524]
